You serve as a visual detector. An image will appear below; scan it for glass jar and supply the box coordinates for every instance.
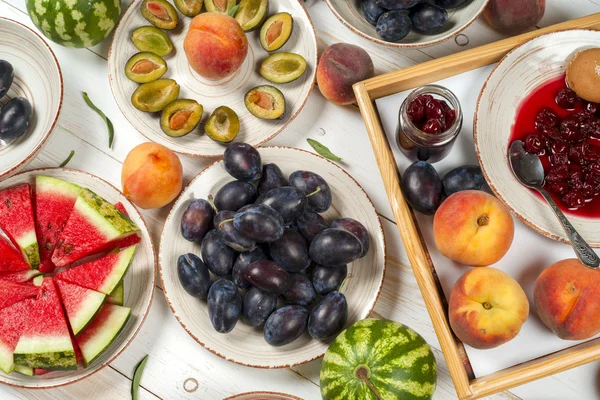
[395,85,463,164]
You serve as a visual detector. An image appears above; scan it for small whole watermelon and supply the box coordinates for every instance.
[320,318,437,400]
[26,0,121,48]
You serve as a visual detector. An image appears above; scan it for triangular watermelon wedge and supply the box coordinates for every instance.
[0,280,39,310]
[0,235,31,273]
[55,280,106,336]
[0,298,35,373]
[52,189,140,268]
[107,202,141,252]
[35,176,82,273]
[0,184,40,268]
[56,245,137,295]
[76,304,131,366]
[0,270,41,284]
[13,278,77,370]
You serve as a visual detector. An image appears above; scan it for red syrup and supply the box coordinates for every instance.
[509,74,600,218]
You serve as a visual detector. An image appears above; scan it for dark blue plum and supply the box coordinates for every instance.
[256,187,307,225]
[215,210,255,252]
[269,229,311,272]
[293,211,329,242]
[435,0,469,8]
[233,204,284,243]
[376,0,421,9]
[308,291,348,340]
[242,287,277,327]
[361,0,385,25]
[0,60,14,98]
[282,273,316,306]
[331,218,370,257]
[177,253,212,299]
[245,260,291,294]
[312,264,347,295]
[257,163,288,195]
[410,3,448,34]
[442,165,485,197]
[208,279,242,333]
[401,161,442,215]
[0,97,32,141]
[232,247,267,289]
[264,305,308,346]
[180,199,215,242]
[289,171,332,213]
[309,228,363,267]
[223,142,262,181]
[376,11,412,42]
[214,181,257,211]
[201,230,237,277]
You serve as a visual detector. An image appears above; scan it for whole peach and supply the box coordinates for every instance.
[122,143,183,209]
[316,43,374,106]
[433,190,514,266]
[534,259,600,340]
[449,267,529,349]
[483,0,545,35]
[184,13,248,80]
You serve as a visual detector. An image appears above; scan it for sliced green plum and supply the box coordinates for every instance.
[174,0,203,17]
[205,0,237,14]
[205,106,240,143]
[260,53,307,84]
[245,85,285,120]
[131,26,174,57]
[260,12,293,52]
[235,0,268,31]
[161,99,203,137]
[131,79,180,113]
[141,0,179,30]
[125,52,167,83]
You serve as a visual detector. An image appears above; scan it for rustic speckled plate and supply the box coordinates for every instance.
[475,29,600,247]
[225,392,303,400]
[325,0,488,48]
[159,147,386,368]
[0,18,62,180]
[108,0,317,157]
[0,168,156,388]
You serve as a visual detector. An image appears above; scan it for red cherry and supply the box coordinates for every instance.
[444,109,456,129]
[547,180,569,195]
[524,134,546,155]
[408,99,426,123]
[562,190,585,209]
[535,108,560,132]
[421,119,444,134]
[425,99,445,122]
[556,88,579,109]
[546,165,569,182]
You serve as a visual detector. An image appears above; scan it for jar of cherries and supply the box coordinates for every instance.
[396,85,463,163]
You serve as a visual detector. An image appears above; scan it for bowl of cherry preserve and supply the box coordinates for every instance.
[475,29,600,247]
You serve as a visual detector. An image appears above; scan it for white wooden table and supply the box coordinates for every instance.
[1,1,599,399]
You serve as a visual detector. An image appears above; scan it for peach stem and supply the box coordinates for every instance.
[477,215,489,226]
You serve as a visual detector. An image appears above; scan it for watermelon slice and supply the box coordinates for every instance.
[52,189,139,267]
[35,176,82,273]
[76,304,131,366]
[56,245,137,295]
[107,281,124,306]
[14,279,77,370]
[0,270,41,284]
[55,280,106,336]
[14,364,34,376]
[0,235,31,273]
[0,184,40,268]
[109,202,141,251]
[0,280,39,310]
[0,299,34,373]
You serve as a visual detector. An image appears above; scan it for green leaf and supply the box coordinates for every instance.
[307,139,342,162]
[228,4,240,17]
[59,151,75,168]
[131,354,149,400]
[82,92,115,149]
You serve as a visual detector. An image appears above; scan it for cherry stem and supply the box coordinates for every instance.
[307,187,321,197]
[355,366,383,400]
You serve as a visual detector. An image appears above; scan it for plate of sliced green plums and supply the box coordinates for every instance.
[108,0,318,157]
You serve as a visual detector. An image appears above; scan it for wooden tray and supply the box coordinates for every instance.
[354,13,600,400]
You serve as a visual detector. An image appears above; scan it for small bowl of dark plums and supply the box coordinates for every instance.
[324,0,489,48]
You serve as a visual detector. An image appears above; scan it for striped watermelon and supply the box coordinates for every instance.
[25,0,121,48]
[320,318,437,400]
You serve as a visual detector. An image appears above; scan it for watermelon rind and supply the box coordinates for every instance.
[77,304,131,366]
[14,364,34,376]
[77,189,139,238]
[320,318,437,400]
[56,280,107,336]
[107,281,124,306]
[0,299,35,374]
[33,275,44,287]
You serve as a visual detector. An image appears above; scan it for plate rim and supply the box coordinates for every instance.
[0,167,157,389]
[224,391,303,400]
[107,0,319,158]
[0,17,63,181]
[158,145,387,368]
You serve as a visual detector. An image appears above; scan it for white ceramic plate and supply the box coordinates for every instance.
[0,168,155,389]
[225,392,302,400]
[325,0,488,48]
[159,147,386,368]
[108,0,317,157]
[475,30,600,247]
[0,18,62,179]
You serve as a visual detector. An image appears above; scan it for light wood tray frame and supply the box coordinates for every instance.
[353,13,600,400]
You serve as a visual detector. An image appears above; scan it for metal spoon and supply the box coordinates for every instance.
[509,140,600,269]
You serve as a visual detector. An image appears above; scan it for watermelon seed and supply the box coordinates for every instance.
[5,198,11,208]
[354,365,383,400]
[64,245,73,254]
